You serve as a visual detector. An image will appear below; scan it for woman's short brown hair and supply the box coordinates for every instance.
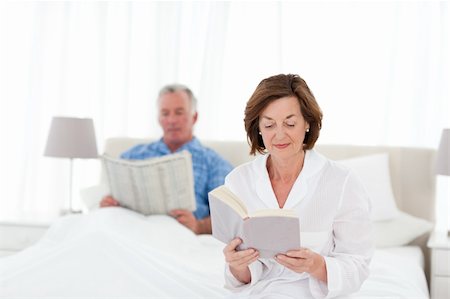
[244,74,323,155]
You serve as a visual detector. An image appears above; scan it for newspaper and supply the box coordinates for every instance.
[101,151,196,216]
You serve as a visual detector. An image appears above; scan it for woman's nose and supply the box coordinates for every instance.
[275,126,286,138]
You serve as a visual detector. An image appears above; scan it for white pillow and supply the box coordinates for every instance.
[339,153,399,221]
[373,211,433,247]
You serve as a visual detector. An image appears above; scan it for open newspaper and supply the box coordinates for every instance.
[101,151,196,216]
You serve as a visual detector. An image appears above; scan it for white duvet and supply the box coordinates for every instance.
[0,208,429,299]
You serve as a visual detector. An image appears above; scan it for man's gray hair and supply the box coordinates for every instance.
[158,84,197,114]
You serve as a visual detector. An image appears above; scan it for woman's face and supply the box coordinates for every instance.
[258,96,309,160]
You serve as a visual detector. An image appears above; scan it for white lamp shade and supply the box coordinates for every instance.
[436,128,450,176]
[44,117,98,159]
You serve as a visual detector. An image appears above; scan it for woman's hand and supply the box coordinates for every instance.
[275,248,327,282]
[223,238,259,284]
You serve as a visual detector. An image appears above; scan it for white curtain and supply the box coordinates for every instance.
[1,1,449,222]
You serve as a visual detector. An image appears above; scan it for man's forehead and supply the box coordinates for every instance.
[160,90,189,101]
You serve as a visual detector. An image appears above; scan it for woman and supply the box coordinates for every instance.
[222,74,373,298]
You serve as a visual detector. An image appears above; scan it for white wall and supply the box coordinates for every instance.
[0,1,449,222]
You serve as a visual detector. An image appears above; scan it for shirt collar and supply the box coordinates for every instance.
[155,136,202,154]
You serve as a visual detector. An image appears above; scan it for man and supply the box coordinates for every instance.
[100,84,233,234]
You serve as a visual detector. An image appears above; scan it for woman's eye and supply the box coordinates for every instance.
[286,123,295,127]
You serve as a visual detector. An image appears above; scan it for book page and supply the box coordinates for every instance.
[102,151,196,215]
[250,208,297,218]
[209,185,248,218]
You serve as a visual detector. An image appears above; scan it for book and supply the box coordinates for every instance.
[101,151,196,216]
[208,185,300,258]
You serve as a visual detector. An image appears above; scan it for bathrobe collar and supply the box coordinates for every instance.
[253,149,327,209]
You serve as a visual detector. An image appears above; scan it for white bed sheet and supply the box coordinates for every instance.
[0,208,429,298]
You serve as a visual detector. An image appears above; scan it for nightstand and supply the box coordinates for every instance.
[0,220,50,257]
[427,230,450,299]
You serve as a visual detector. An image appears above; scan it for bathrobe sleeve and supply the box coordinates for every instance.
[309,171,374,299]
[224,260,266,291]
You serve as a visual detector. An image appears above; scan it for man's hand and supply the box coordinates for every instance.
[169,209,212,235]
[99,195,120,208]
[224,238,259,284]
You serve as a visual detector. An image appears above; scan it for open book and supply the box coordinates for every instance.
[101,151,196,216]
[208,185,300,258]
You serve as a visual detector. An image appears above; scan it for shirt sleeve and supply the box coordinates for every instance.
[192,150,233,220]
[309,171,374,299]
[120,148,134,159]
[206,152,233,192]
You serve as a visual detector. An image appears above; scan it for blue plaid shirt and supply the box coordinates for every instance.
[121,137,233,219]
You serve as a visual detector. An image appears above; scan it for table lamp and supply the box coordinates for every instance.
[44,116,98,213]
[436,128,449,176]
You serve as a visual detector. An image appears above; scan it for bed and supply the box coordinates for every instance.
[0,138,436,298]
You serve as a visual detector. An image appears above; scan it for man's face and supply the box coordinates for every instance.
[158,90,197,151]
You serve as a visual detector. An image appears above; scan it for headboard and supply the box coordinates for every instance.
[104,137,436,222]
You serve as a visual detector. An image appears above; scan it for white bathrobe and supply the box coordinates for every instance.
[223,150,374,299]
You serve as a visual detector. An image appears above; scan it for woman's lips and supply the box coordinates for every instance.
[274,143,289,149]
